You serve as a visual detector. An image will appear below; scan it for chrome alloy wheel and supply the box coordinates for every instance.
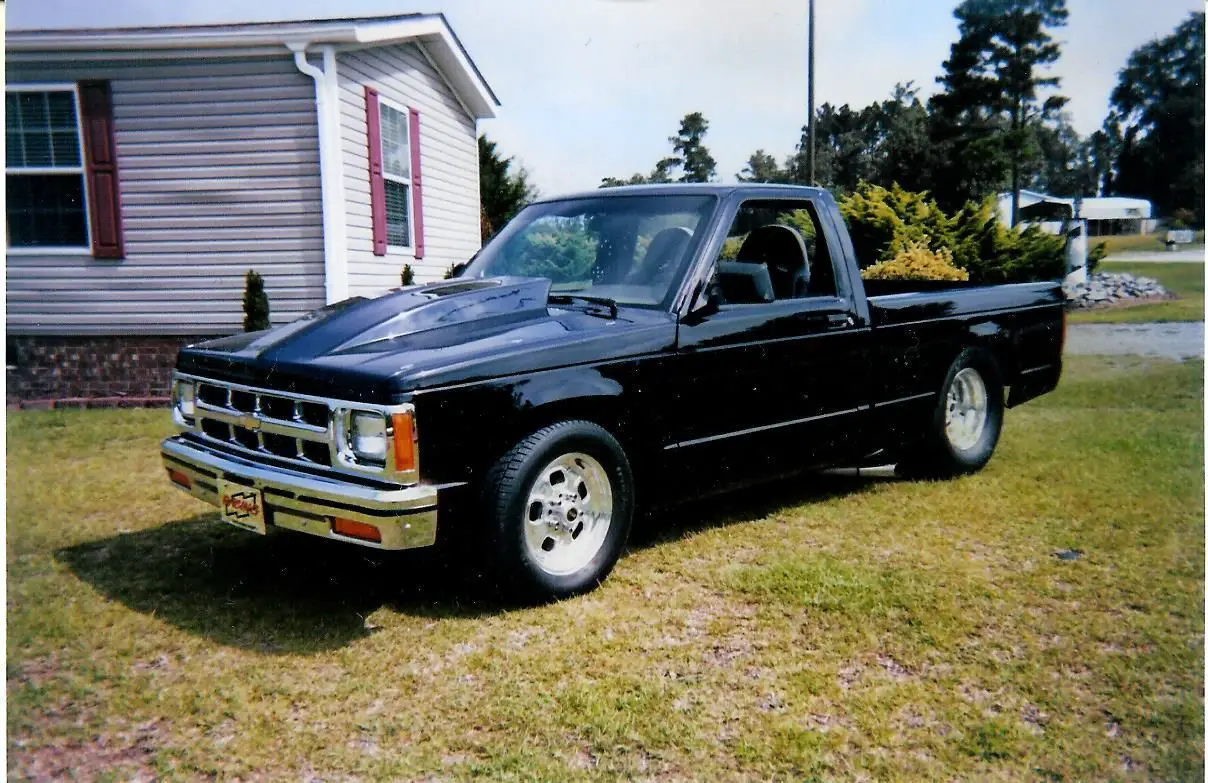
[523,452,614,576]
[944,367,989,451]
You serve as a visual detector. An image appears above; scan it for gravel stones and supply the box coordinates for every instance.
[1063,272,1172,309]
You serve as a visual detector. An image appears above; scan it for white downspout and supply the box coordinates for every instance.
[289,42,348,304]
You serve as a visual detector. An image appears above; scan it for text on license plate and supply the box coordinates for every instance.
[218,481,267,535]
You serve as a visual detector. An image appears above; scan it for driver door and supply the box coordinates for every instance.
[662,198,872,494]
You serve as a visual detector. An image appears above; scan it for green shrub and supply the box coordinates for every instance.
[861,241,970,281]
[401,264,415,286]
[1170,208,1197,230]
[839,183,1064,283]
[1087,241,1108,273]
[840,183,951,269]
[719,209,817,262]
[776,209,818,243]
[242,270,270,332]
[499,219,598,283]
[719,236,744,260]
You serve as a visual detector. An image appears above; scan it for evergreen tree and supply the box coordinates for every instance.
[931,0,1068,219]
[874,83,936,194]
[600,112,716,186]
[1104,12,1205,222]
[1030,116,1085,196]
[737,150,787,183]
[668,112,717,183]
[479,134,537,241]
[242,270,270,332]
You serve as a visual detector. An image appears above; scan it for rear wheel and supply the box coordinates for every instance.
[483,421,634,600]
[898,349,1004,478]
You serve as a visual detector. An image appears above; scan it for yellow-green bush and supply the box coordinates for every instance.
[719,236,744,260]
[861,241,970,281]
[839,182,1064,283]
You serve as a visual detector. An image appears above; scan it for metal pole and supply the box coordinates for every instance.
[807,0,816,186]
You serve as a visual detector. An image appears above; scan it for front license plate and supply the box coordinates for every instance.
[218,481,267,535]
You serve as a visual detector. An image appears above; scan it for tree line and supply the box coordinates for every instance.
[479,3,1204,236]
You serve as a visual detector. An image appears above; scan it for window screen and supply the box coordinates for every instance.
[384,179,410,247]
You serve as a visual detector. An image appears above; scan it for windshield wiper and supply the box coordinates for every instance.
[548,293,619,319]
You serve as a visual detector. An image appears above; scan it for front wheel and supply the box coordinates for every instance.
[483,420,634,600]
[898,349,1004,478]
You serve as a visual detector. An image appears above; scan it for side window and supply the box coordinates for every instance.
[715,199,837,303]
[6,88,88,249]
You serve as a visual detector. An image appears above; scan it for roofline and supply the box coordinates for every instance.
[7,12,500,117]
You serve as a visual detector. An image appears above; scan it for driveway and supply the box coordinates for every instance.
[1106,248,1205,263]
[1065,322,1204,360]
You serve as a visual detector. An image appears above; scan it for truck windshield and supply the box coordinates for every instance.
[462,194,716,309]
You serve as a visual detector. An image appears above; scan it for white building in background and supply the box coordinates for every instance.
[996,190,1155,236]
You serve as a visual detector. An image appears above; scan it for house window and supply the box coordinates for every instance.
[379,101,411,248]
[6,86,89,249]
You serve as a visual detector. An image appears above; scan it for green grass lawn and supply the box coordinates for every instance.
[1068,261,1205,324]
[1091,231,1205,256]
[8,356,1204,780]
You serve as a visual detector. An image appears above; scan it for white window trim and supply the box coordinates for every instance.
[6,82,93,254]
[377,95,414,253]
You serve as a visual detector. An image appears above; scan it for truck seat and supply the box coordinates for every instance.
[736,225,810,300]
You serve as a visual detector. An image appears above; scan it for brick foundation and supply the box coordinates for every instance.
[6,334,221,406]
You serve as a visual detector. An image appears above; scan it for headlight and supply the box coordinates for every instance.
[349,411,388,464]
[172,379,195,418]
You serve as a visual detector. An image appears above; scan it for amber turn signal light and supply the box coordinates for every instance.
[391,411,417,473]
[167,468,192,489]
[332,517,382,543]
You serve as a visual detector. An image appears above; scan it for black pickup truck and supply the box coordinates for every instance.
[162,184,1064,598]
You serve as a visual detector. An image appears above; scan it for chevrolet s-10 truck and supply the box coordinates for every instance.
[162,184,1064,598]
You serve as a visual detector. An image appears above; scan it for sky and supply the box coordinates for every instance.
[9,0,1202,195]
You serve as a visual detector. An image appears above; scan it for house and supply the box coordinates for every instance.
[996,190,1156,237]
[5,13,499,404]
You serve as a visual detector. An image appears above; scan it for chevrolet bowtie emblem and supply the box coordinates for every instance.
[238,414,261,431]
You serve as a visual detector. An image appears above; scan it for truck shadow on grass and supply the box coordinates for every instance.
[55,471,886,654]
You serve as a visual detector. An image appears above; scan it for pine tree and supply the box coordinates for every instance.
[669,112,717,183]
[479,134,537,241]
[931,0,1068,218]
[401,264,415,286]
[242,270,270,332]
[1105,12,1205,222]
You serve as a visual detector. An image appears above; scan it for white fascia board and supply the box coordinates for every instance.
[7,26,361,50]
[8,15,499,119]
[353,17,497,118]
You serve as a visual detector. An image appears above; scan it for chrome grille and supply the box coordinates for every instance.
[193,379,333,468]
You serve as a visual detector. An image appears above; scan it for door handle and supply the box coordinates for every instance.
[792,311,853,328]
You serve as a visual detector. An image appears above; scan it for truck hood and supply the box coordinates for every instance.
[176,277,676,402]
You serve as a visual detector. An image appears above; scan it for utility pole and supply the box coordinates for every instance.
[807,0,816,186]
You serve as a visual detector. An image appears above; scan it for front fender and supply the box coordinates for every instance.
[412,360,655,487]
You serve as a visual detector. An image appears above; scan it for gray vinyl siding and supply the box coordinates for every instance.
[337,43,481,296]
[6,54,325,336]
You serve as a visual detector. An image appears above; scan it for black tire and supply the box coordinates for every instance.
[482,420,634,600]
[897,348,1004,479]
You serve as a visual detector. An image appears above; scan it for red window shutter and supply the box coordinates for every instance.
[78,80,124,259]
[365,86,387,257]
[409,107,425,260]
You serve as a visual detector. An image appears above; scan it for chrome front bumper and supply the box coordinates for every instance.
[161,436,438,550]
